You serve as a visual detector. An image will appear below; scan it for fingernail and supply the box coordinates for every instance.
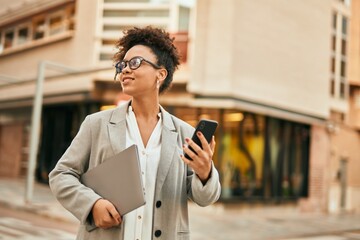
[185,138,190,142]
[197,131,201,136]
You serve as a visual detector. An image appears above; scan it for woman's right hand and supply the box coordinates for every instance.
[91,199,122,229]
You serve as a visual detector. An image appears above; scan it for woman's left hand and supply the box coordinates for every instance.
[181,132,216,184]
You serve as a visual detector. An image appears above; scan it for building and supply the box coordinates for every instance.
[0,0,192,181]
[0,0,359,213]
[183,0,360,213]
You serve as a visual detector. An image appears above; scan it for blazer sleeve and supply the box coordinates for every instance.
[187,162,221,207]
[48,116,101,230]
[178,123,221,206]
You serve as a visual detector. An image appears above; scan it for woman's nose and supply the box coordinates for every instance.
[122,63,131,73]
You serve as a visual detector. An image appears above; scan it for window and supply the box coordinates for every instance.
[33,18,46,40]
[17,25,30,45]
[329,10,349,100]
[331,57,335,73]
[340,60,346,77]
[330,77,335,96]
[4,29,14,49]
[66,5,76,30]
[103,10,169,17]
[340,81,346,99]
[342,16,347,35]
[49,14,64,36]
[331,35,336,51]
[341,39,346,55]
[0,2,75,54]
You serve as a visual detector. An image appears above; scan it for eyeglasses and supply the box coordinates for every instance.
[114,56,161,80]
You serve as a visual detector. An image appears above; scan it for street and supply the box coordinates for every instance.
[1,203,360,240]
[0,205,77,240]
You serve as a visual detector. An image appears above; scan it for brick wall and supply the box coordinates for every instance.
[0,123,24,178]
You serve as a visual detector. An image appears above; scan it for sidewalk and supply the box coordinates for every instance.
[1,177,360,240]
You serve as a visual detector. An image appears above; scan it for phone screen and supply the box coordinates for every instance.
[184,119,218,160]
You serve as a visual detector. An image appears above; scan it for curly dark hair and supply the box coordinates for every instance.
[113,26,181,93]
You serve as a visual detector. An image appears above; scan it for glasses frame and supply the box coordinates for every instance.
[114,56,162,80]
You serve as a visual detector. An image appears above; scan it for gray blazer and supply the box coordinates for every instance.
[49,101,221,240]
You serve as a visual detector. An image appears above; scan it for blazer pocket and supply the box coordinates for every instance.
[177,230,190,240]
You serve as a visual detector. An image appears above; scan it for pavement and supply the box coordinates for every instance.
[1,177,360,240]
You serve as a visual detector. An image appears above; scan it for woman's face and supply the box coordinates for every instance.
[119,45,164,97]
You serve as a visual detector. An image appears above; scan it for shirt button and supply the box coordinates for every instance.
[156,201,162,208]
[154,230,162,237]
[142,171,144,175]
[138,215,142,219]
[142,150,146,155]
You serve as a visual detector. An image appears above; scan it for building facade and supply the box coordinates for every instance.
[0,0,359,213]
[0,0,192,181]
[182,0,360,213]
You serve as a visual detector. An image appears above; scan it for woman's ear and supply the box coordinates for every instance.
[157,68,168,83]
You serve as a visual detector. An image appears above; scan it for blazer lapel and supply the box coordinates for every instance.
[107,101,130,155]
[156,106,178,192]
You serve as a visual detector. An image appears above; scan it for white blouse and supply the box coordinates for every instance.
[123,106,162,240]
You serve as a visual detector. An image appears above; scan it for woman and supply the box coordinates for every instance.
[49,26,221,240]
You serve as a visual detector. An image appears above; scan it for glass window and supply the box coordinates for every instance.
[4,29,14,49]
[170,106,310,201]
[340,82,346,99]
[49,15,64,36]
[103,10,169,17]
[104,0,167,3]
[33,18,46,40]
[0,31,3,53]
[331,57,335,73]
[66,5,76,30]
[178,6,190,31]
[332,12,337,30]
[342,16,347,35]
[341,39,346,56]
[100,53,114,61]
[331,35,336,51]
[340,60,346,77]
[330,78,335,96]
[17,26,29,45]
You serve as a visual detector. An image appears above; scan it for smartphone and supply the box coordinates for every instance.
[184,119,218,160]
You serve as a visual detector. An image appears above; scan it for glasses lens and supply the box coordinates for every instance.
[129,57,142,70]
[119,61,127,72]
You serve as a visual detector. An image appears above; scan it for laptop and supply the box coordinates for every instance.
[81,144,145,216]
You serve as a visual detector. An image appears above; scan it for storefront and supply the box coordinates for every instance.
[169,106,311,202]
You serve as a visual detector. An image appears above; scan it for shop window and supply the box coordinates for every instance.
[170,106,310,201]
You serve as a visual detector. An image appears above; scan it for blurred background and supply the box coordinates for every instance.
[0,0,360,239]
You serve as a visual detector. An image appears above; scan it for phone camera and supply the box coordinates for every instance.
[199,122,205,130]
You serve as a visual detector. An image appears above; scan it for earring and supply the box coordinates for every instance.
[157,80,160,89]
